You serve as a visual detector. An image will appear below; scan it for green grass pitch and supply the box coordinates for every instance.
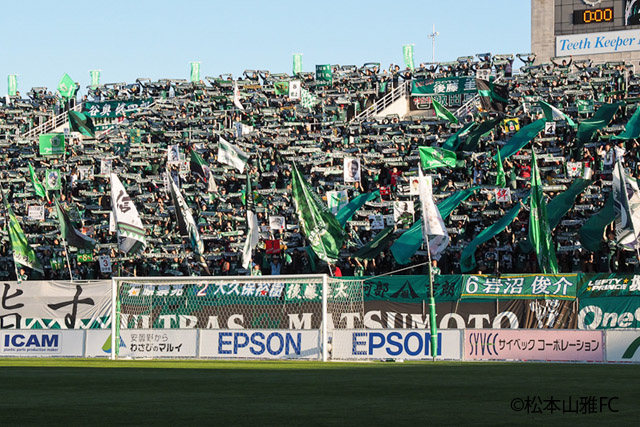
[0,359,639,426]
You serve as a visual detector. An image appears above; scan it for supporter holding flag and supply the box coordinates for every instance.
[110,173,146,255]
[529,149,559,274]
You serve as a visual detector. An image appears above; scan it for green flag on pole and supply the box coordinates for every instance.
[419,146,458,170]
[28,164,46,199]
[336,191,379,228]
[89,70,100,89]
[577,102,622,144]
[457,118,502,152]
[578,195,616,252]
[613,106,640,140]
[353,226,396,260]
[539,100,577,128]
[529,149,559,274]
[432,98,458,124]
[190,62,200,83]
[4,199,43,273]
[57,73,76,99]
[68,111,96,137]
[291,163,347,263]
[494,119,546,160]
[54,199,96,250]
[495,148,506,188]
[442,122,474,151]
[293,53,303,75]
[402,44,415,71]
[8,75,17,96]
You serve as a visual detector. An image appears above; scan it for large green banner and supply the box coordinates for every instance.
[578,273,640,329]
[83,98,153,118]
[39,133,65,156]
[461,274,578,300]
[315,64,333,86]
[410,77,477,110]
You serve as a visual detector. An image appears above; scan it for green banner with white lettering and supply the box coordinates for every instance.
[315,64,333,86]
[83,98,153,118]
[39,133,65,156]
[410,77,477,111]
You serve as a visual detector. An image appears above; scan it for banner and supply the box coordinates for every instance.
[83,98,153,118]
[0,280,111,329]
[39,133,65,156]
[578,273,640,329]
[605,330,640,362]
[119,329,197,358]
[402,44,415,71]
[315,64,333,86]
[464,329,604,361]
[289,80,301,100]
[332,329,462,360]
[45,169,62,190]
[410,77,477,111]
[89,70,100,89]
[0,330,85,357]
[199,330,321,359]
[293,53,303,75]
[461,274,577,300]
[8,74,17,96]
[190,61,200,83]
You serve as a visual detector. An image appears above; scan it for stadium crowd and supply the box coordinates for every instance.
[1,53,640,280]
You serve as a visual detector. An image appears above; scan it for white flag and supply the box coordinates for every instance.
[418,168,449,257]
[289,80,301,100]
[327,190,349,214]
[233,81,244,110]
[613,159,640,250]
[218,137,249,172]
[242,177,259,269]
[110,173,146,254]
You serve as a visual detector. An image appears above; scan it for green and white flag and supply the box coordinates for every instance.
[293,53,303,75]
[402,44,415,71]
[169,174,209,273]
[28,164,46,199]
[432,98,458,124]
[5,200,43,273]
[217,137,249,172]
[45,169,62,191]
[241,173,260,269]
[327,190,349,214]
[539,100,577,128]
[54,199,96,250]
[57,73,76,99]
[613,159,640,250]
[110,173,146,255]
[68,111,95,137]
[529,149,559,274]
[291,163,347,263]
[315,64,333,86]
[8,75,17,96]
[190,62,200,83]
[89,70,101,89]
[39,133,65,156]
[419,146,457,170]
[418,168,449,256]
[274,81,289,95]
[301,88,319,109]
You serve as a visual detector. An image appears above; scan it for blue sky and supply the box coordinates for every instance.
[2,0,531,96]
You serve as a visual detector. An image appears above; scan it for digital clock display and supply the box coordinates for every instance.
[573,7,614,24]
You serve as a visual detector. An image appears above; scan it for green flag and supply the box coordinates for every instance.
[579,195,615,252]
[442,122,474,151]
[89,70,100,89]
[432,98,458,124]
[613,106,640,140]
[39,133,65,156]
[8,75,17,96]
[68,111,96,137]
[354,226,396,260]
[539,100,577,128]
[57,73,76,99]
[457,118,501,152]
[419,146,457,170]
[293,53,303,75]
[495,148,506,188]
[54,199,96,250]
[28,164,46,199]
[460,201,523,273]
[274,81,290,96]
[5,200,43,273]
[494,119,546,160]
[529,150,559,274]
[577,102,622,144]
[291,163,346,263]
[336,191,379,228]
[391,187,480,265]
[402,44,415,71]
[190,62,200,83]
[315,64,333,86]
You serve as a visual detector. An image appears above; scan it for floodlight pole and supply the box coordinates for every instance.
[427,24,440,63]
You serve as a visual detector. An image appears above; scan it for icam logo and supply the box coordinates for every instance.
[2,333,60,353]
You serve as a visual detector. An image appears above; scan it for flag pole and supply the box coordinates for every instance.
[63,240,74,281]
[419,166,438,361]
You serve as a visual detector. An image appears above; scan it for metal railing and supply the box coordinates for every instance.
[353,80,410,121]
[20,103,84,139]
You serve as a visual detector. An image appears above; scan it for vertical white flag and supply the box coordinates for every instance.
[613,159,640,249]
[110,173,146,254]
[233,81,244,110]
[217,137,249,172]
[418,168,449,257]
[289,80,301,100]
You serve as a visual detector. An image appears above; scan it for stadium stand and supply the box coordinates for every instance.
[2,54,640,281]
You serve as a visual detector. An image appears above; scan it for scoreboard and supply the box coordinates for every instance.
[554,0,640,56]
